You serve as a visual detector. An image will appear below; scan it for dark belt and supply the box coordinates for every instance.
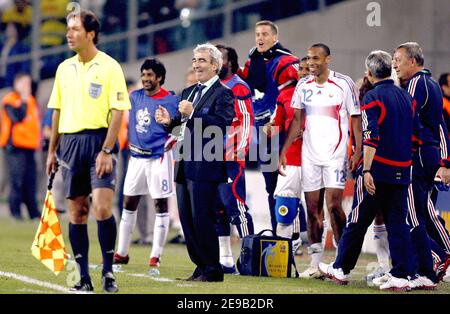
[63,128,108,136]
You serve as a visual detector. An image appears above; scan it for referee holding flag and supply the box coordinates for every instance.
[46,10,131,292]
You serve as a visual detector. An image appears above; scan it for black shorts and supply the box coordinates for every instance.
[58,129,117,198]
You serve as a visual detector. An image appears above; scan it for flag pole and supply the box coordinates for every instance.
[31,169,67,275]
[47,171,56,191]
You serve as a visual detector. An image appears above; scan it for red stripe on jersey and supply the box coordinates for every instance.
[151,88,170,99]
[231,166,246,204]
[362,100,387,125]
[411,99,417,114]
[363,139,379,148]
[332,103,343,155]
[327,78,344,92]
[305,104,341,120]
[373,155,412,167]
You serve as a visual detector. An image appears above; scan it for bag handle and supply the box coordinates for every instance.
[257,229,277,236]
[291,254,299,278]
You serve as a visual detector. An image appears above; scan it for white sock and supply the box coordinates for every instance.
[117,209,137,256]
[150,213,170,258]
[309,242,324,268]
[219,236,234,267]
[321,219,329,245]
[292,238,302,255]
[276,223,293,239]
[373,224,390,270]
[300,231,309,244]
[332,236,340,258]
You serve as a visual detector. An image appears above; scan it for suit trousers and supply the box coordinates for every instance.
[176,179,223,279]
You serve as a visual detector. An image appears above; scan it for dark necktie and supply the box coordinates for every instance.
[192,84,206,109]
[178,84,206,140]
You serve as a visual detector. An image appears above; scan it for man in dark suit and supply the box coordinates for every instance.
[155,43,235,282]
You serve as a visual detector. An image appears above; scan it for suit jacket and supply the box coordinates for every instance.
[167,78,235,183]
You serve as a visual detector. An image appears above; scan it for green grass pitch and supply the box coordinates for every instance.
[0,216,449,294]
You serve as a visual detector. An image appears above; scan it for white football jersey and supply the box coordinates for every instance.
[291,70,360,164]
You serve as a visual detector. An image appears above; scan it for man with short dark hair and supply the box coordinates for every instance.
[282,43,362,279]
[319,50,417,291]
[46,10,131,292]
[298,57,309,79]
[113,58,178,269]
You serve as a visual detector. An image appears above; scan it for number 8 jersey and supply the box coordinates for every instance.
[291,70,360,164]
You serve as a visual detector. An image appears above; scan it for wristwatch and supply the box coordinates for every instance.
[102,147,113,154]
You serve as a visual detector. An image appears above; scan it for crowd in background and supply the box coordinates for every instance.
[0,0,349,88]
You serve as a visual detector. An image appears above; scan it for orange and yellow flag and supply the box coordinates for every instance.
[31,190,67,275]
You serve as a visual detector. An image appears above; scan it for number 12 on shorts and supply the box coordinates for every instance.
[335,169,347,183]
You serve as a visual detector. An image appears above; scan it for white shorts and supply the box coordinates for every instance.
[123,151,174,198]
[301,157,347,192]
[274,165,302,198]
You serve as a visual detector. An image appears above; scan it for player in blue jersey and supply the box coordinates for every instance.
[114,59,178,268]
[393,42,450,287]
[215,44,255,273]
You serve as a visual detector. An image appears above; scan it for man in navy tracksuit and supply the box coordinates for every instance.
[393,42,450,286]
[319,50,416,291]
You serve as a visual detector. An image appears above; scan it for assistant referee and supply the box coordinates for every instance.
[46,10,131,293]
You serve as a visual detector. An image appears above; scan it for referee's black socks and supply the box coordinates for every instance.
[97,216,117,275]
[69,223,90,280]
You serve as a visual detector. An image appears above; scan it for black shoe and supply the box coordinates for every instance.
[169,234,186,244]
[176,268,202,281]
[70,276,94,292]
[193,274,224,282]
[102,272,118,293]
[176,274,198,281]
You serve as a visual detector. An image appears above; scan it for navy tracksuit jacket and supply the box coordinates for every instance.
[334,79,416,279]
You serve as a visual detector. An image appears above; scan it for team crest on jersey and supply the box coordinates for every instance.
[117,92,124,101]
[136,108,151,133]
[253,89,265,101]
[278,205,288,216]
[89,83,102,99]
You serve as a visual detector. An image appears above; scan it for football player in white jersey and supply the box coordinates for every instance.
[280,43,362,278]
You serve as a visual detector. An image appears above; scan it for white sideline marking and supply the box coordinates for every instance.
[0,270,92,294]
[17,288,51,294]
[126,273,175,282]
